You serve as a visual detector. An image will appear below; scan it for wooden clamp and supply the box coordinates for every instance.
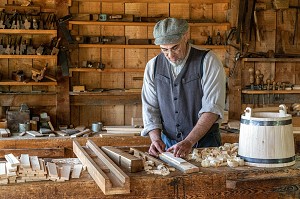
[101,146,143,173]
[159,152,199,174]
[73,140,130,195]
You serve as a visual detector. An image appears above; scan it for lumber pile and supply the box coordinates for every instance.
[0,153,83,184]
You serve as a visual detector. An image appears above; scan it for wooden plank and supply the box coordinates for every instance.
[71,164,83,179]
[72,0,230,3]
[4,154,20,167]
[73,140,130,195]
[70,94,141,105]
[47,162,58,178]
[0,148,64,159]
[86,140,129,184]
[60,165,71,181]
[0,163,6,177]
[101,146,144,172]
[159,152,199,174]
[103,126,143,132]
[29,156,41,171]
[0,94,57,107]
[20,154,31,169]
[99,133,140,137]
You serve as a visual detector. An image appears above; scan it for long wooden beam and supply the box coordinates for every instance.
[101,146,143,172]
[73,140,130,195]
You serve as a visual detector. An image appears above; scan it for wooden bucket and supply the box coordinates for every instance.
[238,104,295,167]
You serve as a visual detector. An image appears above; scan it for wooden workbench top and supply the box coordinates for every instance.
[1,135,300,198]
[1,157,300,198]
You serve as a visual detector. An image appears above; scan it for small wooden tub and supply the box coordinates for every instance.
[238,105,295,167]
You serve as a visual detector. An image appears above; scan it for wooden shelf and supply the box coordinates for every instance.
[78,44,227,49]
[242,58,300,62]
[242,90,300,94]
[71,0,230,3]
[70,91,141,105]
[69,67,144,76]
[0,92,56,95]
[0,80,57,86]
[0,29,57,35]
[69,20,230,27]
[0,55,57,59]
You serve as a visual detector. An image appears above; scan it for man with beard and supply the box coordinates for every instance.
[141,18,226,158]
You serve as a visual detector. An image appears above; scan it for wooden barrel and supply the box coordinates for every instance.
[238,104,295,167]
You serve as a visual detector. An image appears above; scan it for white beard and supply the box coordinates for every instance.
[169,59,184,67]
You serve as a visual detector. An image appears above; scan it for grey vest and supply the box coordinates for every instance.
[154,47,210,141]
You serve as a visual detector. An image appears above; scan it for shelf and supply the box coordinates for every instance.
[0,29,57,35]
[0,92,57,106]
[242,58,300,62]
[0,92,57,95]
[242,90,300,94]
[0,55,57,59]
[69,20,230,27]
[71,0,230,3]
[0,80,57,86]
[69,67,144,76]
[70,91,141,105]
[78,44,227,49]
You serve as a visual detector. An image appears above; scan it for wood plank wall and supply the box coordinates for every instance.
[228,0,300,120]
[68,1,229,127]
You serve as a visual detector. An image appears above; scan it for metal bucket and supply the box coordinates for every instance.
[238,104,295,167]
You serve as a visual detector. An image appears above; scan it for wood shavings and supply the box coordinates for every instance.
[144,161,171,176]
[188,143,244,168]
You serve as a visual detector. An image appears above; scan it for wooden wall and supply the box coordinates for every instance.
[68,0,230,127]
[228,0,300,120]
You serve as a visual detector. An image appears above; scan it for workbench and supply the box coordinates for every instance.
[1,134,300,198]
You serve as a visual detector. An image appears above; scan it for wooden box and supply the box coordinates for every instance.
[6,110,30,132]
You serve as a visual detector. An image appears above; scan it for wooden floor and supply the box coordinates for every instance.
[0,134,300,198]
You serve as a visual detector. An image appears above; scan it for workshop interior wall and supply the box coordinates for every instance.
[68,1,230,127]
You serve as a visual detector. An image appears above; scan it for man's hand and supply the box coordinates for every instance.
[167,139,193,158]
[148,129,165,157]
[148,139,166,157]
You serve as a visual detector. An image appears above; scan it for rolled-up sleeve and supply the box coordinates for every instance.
[199,50,226,121]
[141,57,162,136]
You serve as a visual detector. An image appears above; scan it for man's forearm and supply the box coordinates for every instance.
[148,129,162,142]
[185,112,219,146]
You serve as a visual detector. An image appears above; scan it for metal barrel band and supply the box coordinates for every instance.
[239,155,295,164]
[240,118,292,126]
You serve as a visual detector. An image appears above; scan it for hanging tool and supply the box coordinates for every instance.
[0,12,5,29]
[249,67,255,105]
[0,36,4,55]
[266,79,271,104]
[57,15,74,44]
[51,37,61,55]
[253,10,261,42]
[259,73,264,105]
[255,69,261,106]
[236,0,247,44]
[272,80,276,103]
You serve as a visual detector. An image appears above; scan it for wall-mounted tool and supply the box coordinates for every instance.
[0,12,5,29]
[12,70,25,82]
[57,15,74,44]
[31,64,47,82]
[51,37,61,55]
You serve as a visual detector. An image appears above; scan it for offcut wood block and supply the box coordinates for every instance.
[0,119,7,128]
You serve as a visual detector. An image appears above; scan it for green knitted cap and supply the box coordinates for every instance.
[153,18,188,45]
